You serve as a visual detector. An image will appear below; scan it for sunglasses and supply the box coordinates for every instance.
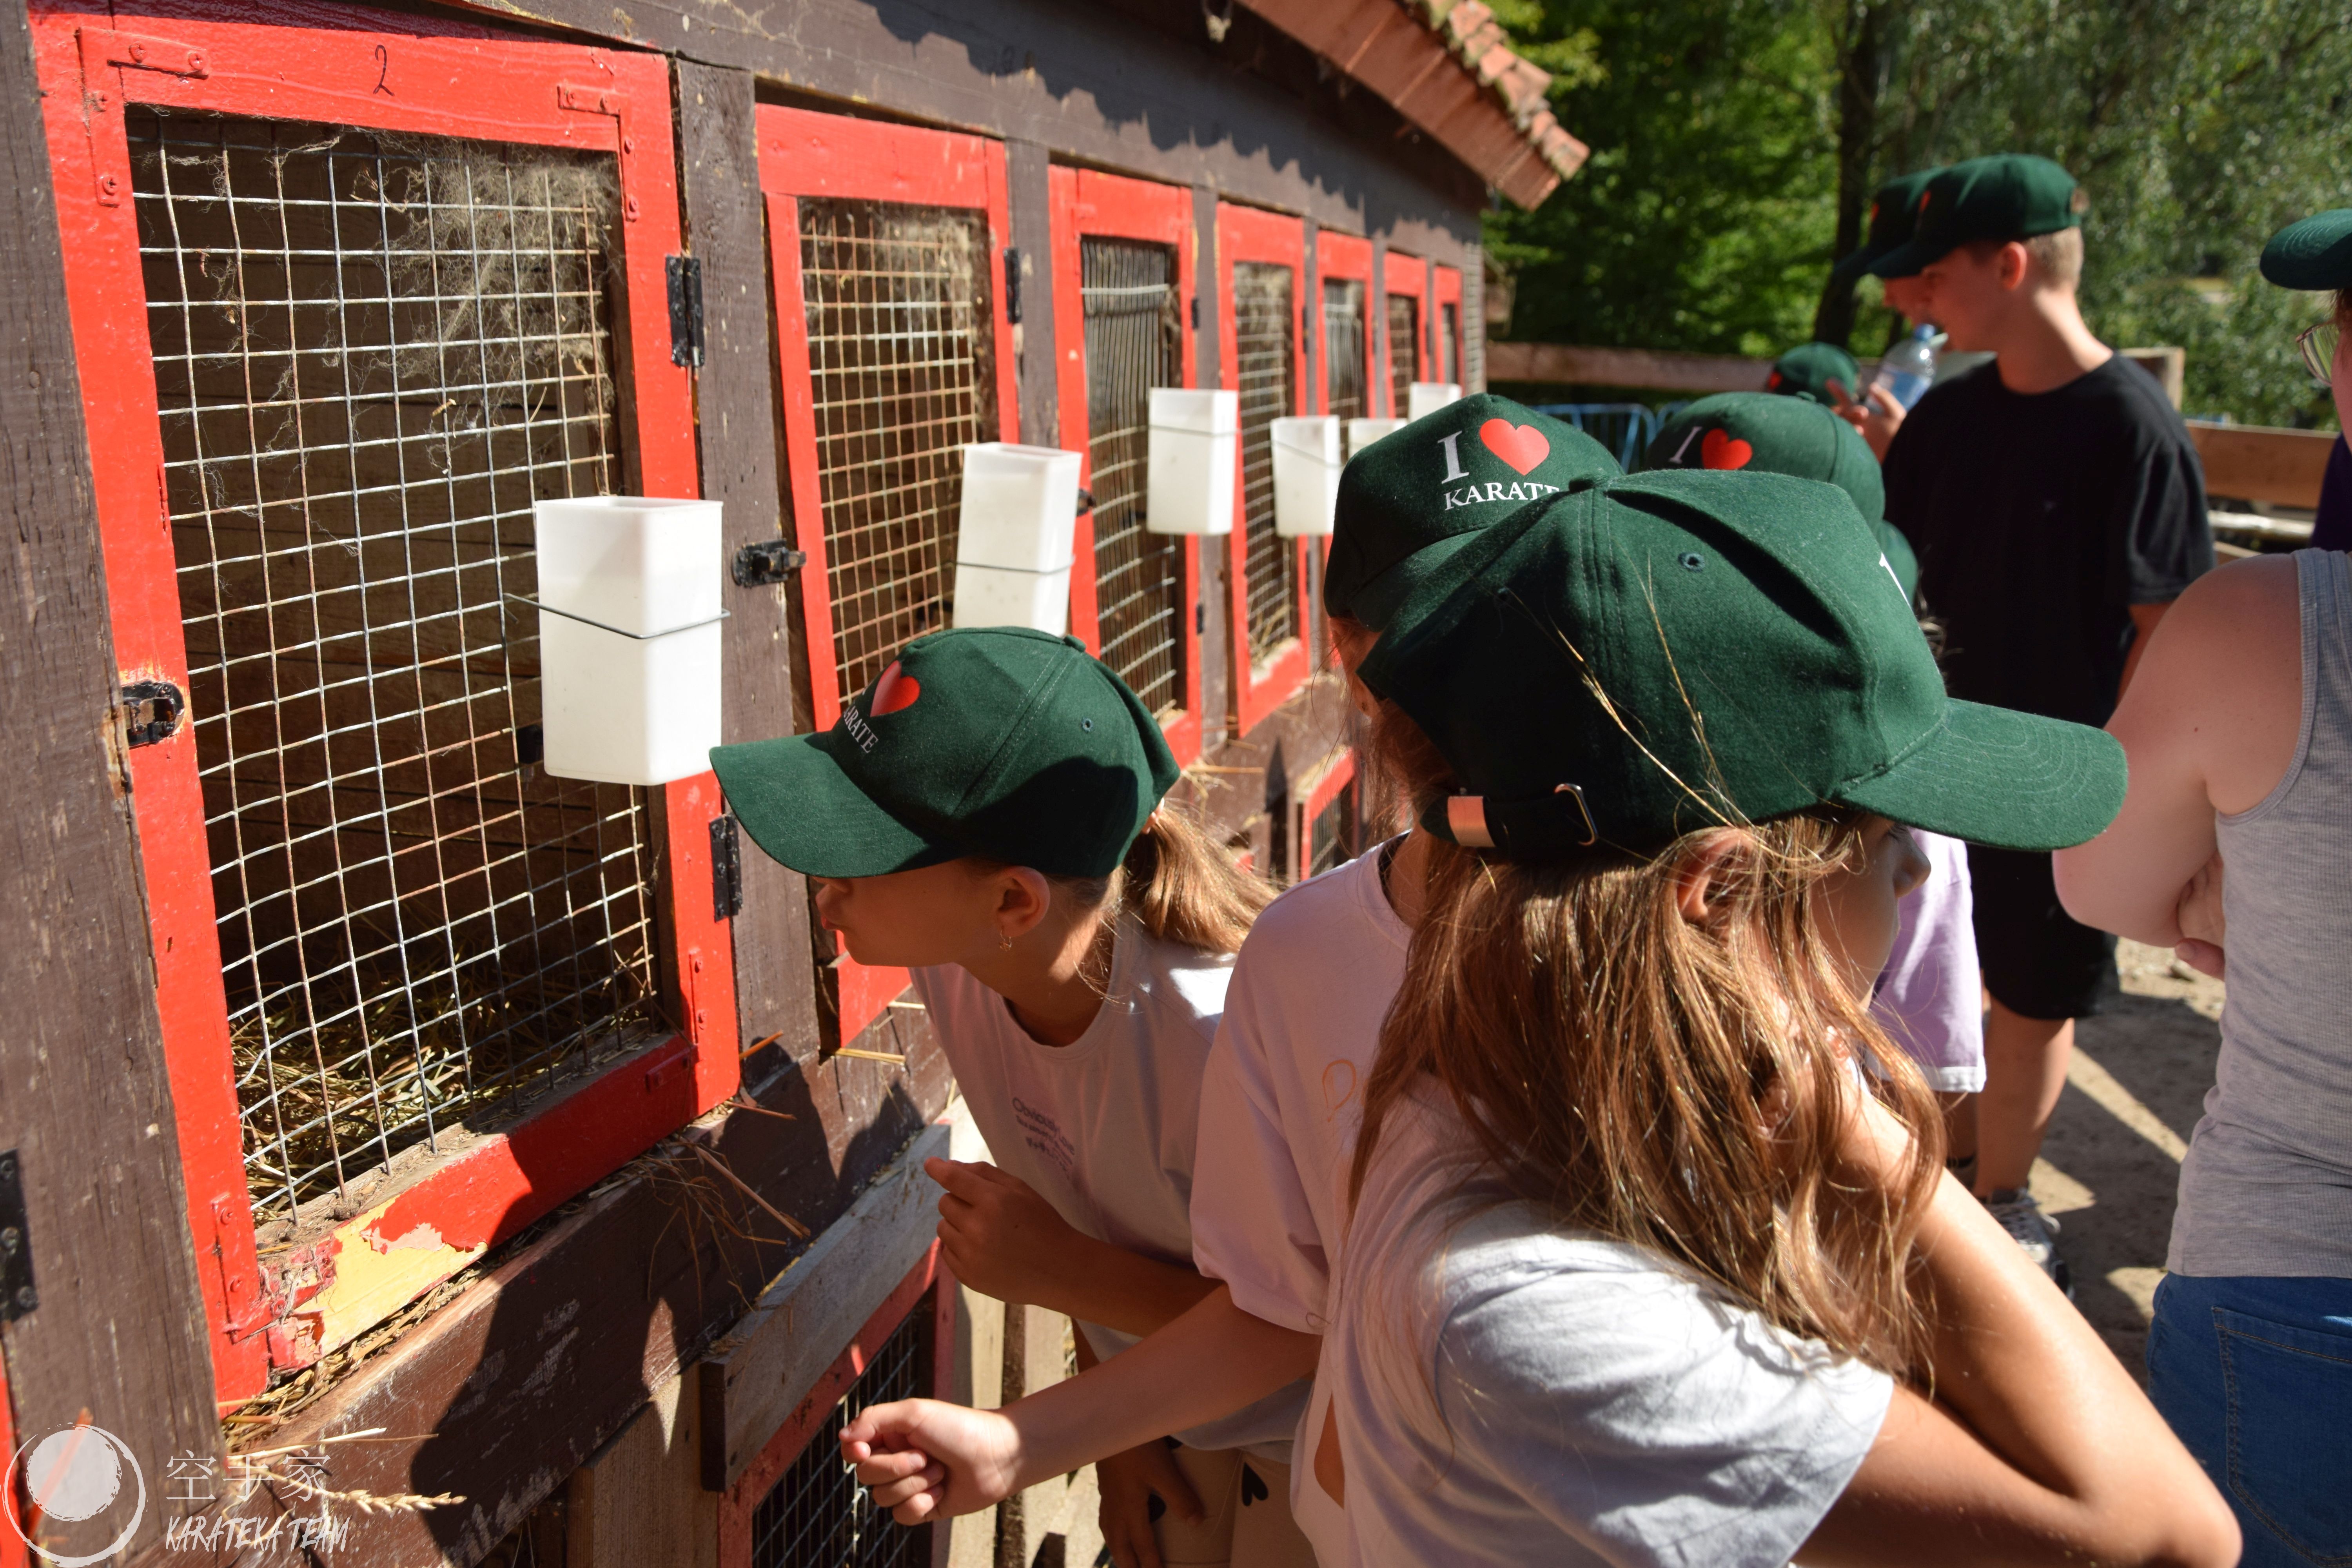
[2297,319,2339,388]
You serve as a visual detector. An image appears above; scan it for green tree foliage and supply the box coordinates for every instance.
[1490,0,2352,426]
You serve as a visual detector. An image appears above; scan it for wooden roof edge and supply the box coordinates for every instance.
[1239,0,1587,208]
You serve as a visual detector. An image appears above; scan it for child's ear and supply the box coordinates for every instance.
[1671,828,1748,924]
[993,867,1056,944]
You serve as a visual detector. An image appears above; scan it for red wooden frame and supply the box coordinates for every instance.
[1315,230,1376,419]
[1381,247,1432,412]
[33,10,738,1407]
[1216,203,1312,735]
[1049,165,1204,766]
[1434,262,1465,388]
[1297,750,1357,883]
[757,106,1019,1045]
[716,1246,949,1568]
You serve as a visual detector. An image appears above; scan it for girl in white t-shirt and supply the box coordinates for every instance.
[710,626,1311,1568]
[846,475,2239,1568]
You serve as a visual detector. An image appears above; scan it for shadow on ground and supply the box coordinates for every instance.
[2031,940,2225,1378]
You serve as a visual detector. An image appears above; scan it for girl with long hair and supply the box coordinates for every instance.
[710,626,1307,1568]
[845,474,2237,1567]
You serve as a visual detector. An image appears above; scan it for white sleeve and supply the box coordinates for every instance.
[1187,988,1331,1334]
[1433,1265,1892,1568]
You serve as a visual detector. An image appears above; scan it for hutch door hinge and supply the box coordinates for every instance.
[711,815,743,921]
[78,29,211,207]
[0,1151,36,1321]
[1003,247,1022,325]
[555,83,641,221]
[667,254,705,368]
[120,679,185,748]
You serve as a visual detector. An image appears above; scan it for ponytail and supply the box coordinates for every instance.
[1116,795,1274,955]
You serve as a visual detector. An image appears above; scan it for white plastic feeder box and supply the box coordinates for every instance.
[951,442,1083,635]
[1270,416,1341,537]
[531,497,724,788]
[1145,387,1238,535]
[1345,417,1406,459]
[1407,381,1463,420]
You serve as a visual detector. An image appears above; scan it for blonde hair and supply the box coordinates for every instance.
[1347,706,1944,1378]
[982,794,1273,956]
[1961,227,2083,290]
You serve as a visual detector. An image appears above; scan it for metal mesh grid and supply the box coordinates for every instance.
[132,110,660,1232]
[750,1300,932,1568]
[1081,238,1186,717]
[1387,292,1419,417]
[1309,775,1362,879]
[1321,278,1367,423]
[1233,261,1298,662]
[1440,301,1462,387]
[797,198,998,703]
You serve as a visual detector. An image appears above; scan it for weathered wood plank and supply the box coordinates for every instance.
[2187,419,2332,510]
[1486,341,1775,394]
[700,1122,948,1492]
[1007,139,1059,449]
[453,0,1481,261]
[565,1372,718,1568]
[0,0,223,1558]
[676,59,824,1074]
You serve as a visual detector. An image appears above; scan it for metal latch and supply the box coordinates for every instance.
[121,679,185,748]
[0,1150,36,1321]
[1004,247,1022,325]
[711,816,744,921]
[668,254,705,369]
[732,540,807,587]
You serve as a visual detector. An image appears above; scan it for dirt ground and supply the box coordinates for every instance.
[2031,938,2226,1378]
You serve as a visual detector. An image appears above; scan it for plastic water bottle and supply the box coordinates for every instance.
[1872,325,1940,410]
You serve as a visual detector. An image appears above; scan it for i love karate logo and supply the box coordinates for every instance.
[1663,425,1754,471]
[840,659,920,753]
[1438,417,1569,510]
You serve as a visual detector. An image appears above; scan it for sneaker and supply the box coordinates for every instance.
[1982,1189,2074,1298]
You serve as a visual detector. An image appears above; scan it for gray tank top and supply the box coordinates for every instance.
[2171,548,2352,1277]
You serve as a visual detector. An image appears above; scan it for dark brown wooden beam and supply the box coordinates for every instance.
[0,1,223,1558]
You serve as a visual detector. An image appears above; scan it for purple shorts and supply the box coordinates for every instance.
[1872,829,1985,1093]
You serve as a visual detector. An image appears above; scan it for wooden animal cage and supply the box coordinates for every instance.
[1435,262,1465,387]
[1216,204,1312,734]
[1383,248,1430,415]
[1319,229,1376,439]
[758,107,1018,1047]
[33,11,739,1405]
[1049,167,1207,766]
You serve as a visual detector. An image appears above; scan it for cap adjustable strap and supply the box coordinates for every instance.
[1434,783,1599,854]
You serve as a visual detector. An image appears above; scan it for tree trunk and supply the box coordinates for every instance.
[1811,0,1899,347]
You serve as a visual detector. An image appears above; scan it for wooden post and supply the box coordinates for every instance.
[0,3,221,1558]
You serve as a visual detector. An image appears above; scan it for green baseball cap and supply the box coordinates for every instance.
[709,627,1179,880]
[1325,392,1619,630]
[1639,392,1918,600]
[1356,471,2124,858]
[1831,168,1942,285]
[1872,154,2085,278]
[2260,210,2352,290]
[1765,342,1862,406]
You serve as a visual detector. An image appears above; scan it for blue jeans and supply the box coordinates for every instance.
[2146,1273,2352,1567]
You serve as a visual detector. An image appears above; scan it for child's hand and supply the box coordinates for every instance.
[840,1399,1025,1523]
[928,1158,1089,1309]
[1096,1439,1204,1568]
[1833,383,1906,460]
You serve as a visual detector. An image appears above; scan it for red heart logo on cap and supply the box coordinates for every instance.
[871,661,921,716]
[1700,428,1752,470]
[1479,418,1550,475]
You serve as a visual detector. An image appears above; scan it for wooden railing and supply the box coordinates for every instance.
[2185,420,2333,509]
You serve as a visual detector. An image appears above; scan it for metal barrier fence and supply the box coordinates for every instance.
[1526,401,1689,470]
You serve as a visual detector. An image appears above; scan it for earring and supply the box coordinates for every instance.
[1000,931,1014,951]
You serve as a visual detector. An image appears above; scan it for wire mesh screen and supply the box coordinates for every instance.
[133,111,661,1232]
[1233,261,1298,662]
[1081,238,1185,718]
[750,1300,933,1568]
[1387,292,1419,416]
[1321,278,1366,423]
[1309,776,1363,879]
[1440,301,1462,386]
[797,199,998,704]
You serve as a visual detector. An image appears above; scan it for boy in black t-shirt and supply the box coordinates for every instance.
[1861,155,2214,1286]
